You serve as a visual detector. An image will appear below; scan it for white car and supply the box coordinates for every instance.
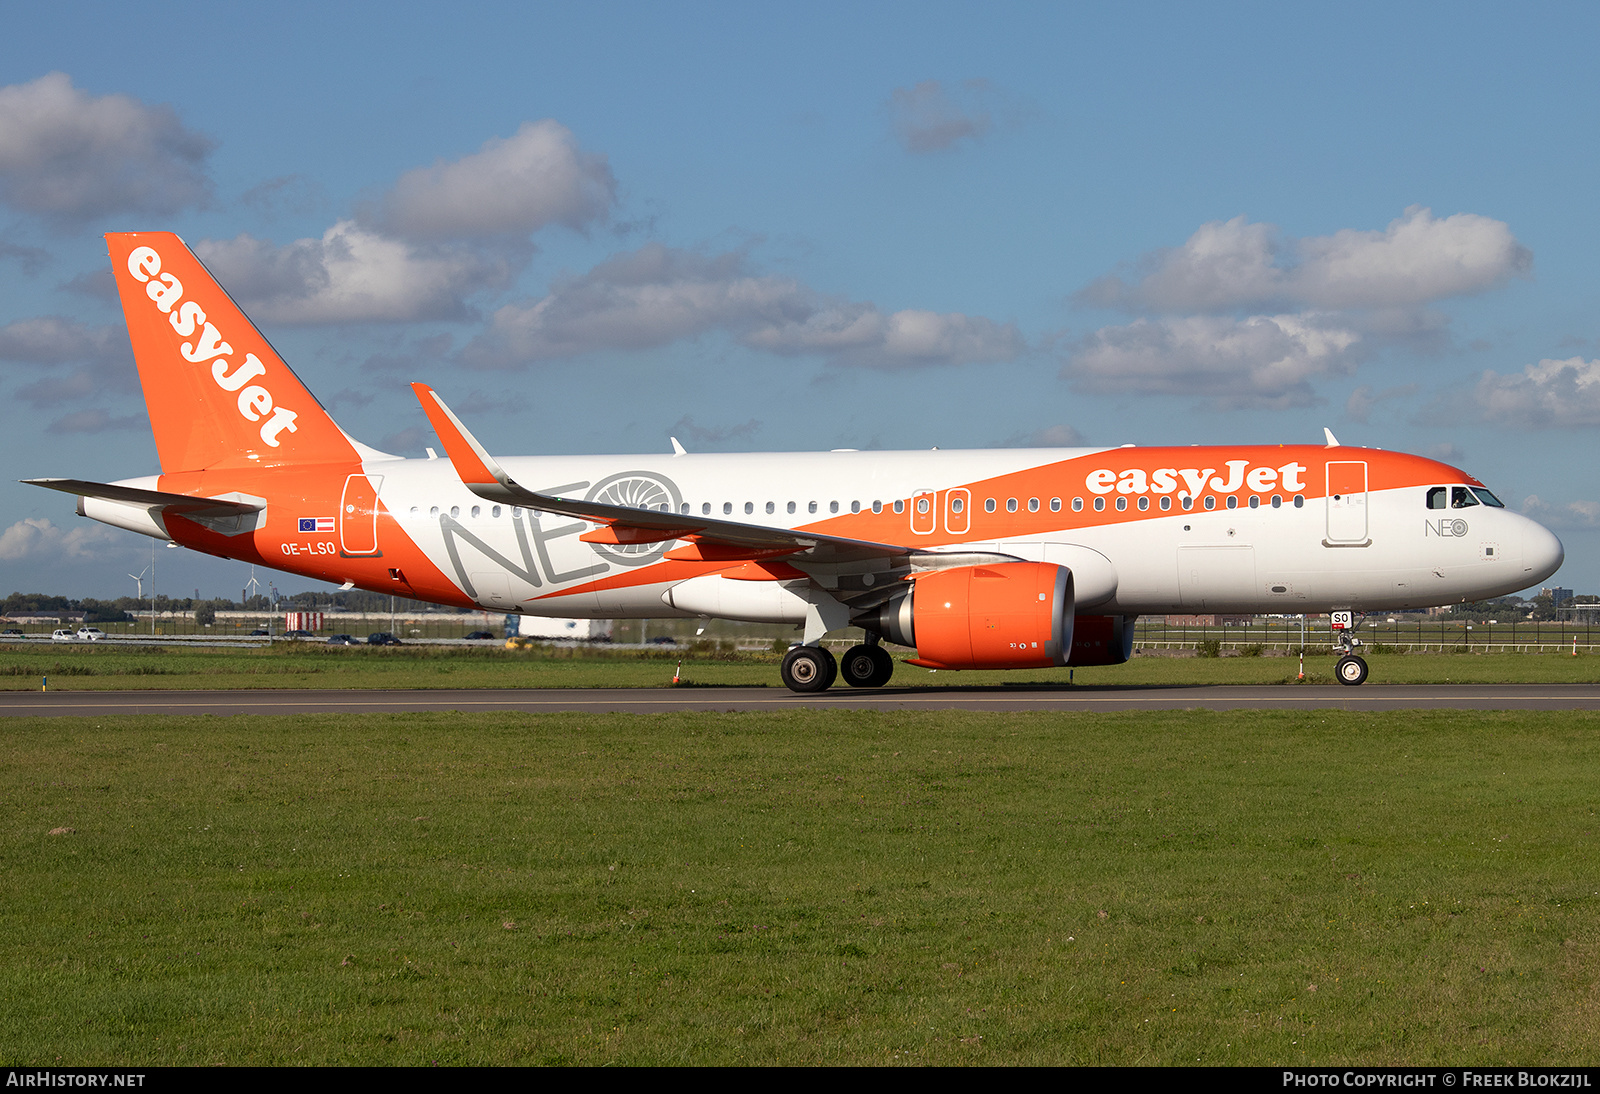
[76,626,107,641]
[52,629,76,641]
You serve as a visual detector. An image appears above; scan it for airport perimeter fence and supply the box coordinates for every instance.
[6,610,1596,655]
[1131,616,1600,654]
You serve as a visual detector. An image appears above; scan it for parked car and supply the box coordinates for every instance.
[647,635,678,645]
[52,629,76,642]
[1,628,24,637]
[464,631,496,640]
[76,626,107,641]
[367,632,403,646]
[249,628,271,636]
[326,634,359,645]
[284,629,315,638]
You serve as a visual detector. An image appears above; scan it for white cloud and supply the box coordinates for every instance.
[45,408,145,433]
[889,80,995,154]
[1520,495,1600,529]
[461,242,1024,370]
[1078,207,1530,314]
[0,72,212,224]
[0,316,126,365]
[1066,313,1363,409]
[194,221,518,324]
[0,517,126,562]
[377,120,615,241]
[1004,423,1086,447]
[1471,357,1600,428]
[1344,383,1417,423]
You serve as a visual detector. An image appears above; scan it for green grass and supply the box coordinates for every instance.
[3,640,1599,691]
[3,710,1598,1065]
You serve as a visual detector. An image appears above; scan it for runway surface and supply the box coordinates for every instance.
[4,683,1599,716]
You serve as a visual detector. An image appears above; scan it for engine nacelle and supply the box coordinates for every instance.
[1065,614,1136,666]
[859,561,1074,670]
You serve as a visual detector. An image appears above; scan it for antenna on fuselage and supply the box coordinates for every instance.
[1323,428,1341,448]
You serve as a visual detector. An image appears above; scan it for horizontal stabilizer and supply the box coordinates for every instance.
[22,477,263,516]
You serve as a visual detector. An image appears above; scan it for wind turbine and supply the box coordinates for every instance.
[128,568,147,635]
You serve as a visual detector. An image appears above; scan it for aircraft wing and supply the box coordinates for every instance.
[410,383,917,566]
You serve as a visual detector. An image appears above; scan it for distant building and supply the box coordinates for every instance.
[1543,587,1574,607]
[1164,614,1254,626]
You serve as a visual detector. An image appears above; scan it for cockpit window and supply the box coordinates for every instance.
[1451,486,1480,509]
[1426,487,1447,510]
[1472,488,1505,508]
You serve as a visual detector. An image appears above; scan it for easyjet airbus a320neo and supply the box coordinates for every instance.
[25,233,1566,691]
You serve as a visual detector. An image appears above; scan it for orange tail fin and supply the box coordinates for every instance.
[106,232,359,472]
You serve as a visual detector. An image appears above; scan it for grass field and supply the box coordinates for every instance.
[3,640,1600,691]
[3,709,1598,1065]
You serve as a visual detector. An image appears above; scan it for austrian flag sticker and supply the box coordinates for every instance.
[298,517,334,533]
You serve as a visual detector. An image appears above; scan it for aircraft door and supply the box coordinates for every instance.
[1325,462,1369,545]
[911,489,938,535]
[945,488,971,535]
[339,474,383,557]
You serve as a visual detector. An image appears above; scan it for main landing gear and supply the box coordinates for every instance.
[840,642,895,688]
[780,645,837,692]
[782,636,897,692]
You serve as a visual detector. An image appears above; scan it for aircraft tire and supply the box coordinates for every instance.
[1335,654,1369,686]
[781,645,837,693]
[841,644,895,688]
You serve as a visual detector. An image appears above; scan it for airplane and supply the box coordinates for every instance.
[24,232,1566,691]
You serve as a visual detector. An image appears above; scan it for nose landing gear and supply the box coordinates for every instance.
[1332,622,1368,686]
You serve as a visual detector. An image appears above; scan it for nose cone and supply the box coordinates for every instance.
[1522,517,1565,586]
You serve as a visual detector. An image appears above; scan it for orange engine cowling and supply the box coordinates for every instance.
[1065,614,1136,666]
[864,562,1075,670]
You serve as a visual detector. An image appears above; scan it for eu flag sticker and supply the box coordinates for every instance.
[298,517,334,533]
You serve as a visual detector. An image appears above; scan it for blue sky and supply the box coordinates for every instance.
[2,1,1596,600]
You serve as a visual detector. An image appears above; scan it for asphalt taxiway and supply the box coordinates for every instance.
[3,683,1598,716]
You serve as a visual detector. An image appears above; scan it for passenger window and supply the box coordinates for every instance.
[1116,497,1127,511]
[872,500,882,514]
[850,501,861,514]
[1050,498,1061,512]
[1248,496,1259,509]
[788,501,796,514]
[1159,496,1171,511]
[1027,498,1039,512]
[1293,495,1304,508]
[809,501,818,514]
[1451,487,1479,509]
[1071,498,1083,512]
[450,506,460,518]
[1006,498,1018,513]
[1181,496,1193,511]
[1093,497,1105,512]
[1271,495,1281,508]
[471,506,480,518]
[765,501,775,515]
[1225,496,1237,510]
[830,501,839,514]
[985,498,996,513]
[745,502,754,515]
[1137,496,1149,511]
[950,497,963,513]
[723,502,732,515]
[893,500,905,514]
[1203,497,1215,511]
[492,506,501,518]
[1427,487,1448,510]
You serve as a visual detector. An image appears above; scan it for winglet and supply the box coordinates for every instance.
[410,383,516,494]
